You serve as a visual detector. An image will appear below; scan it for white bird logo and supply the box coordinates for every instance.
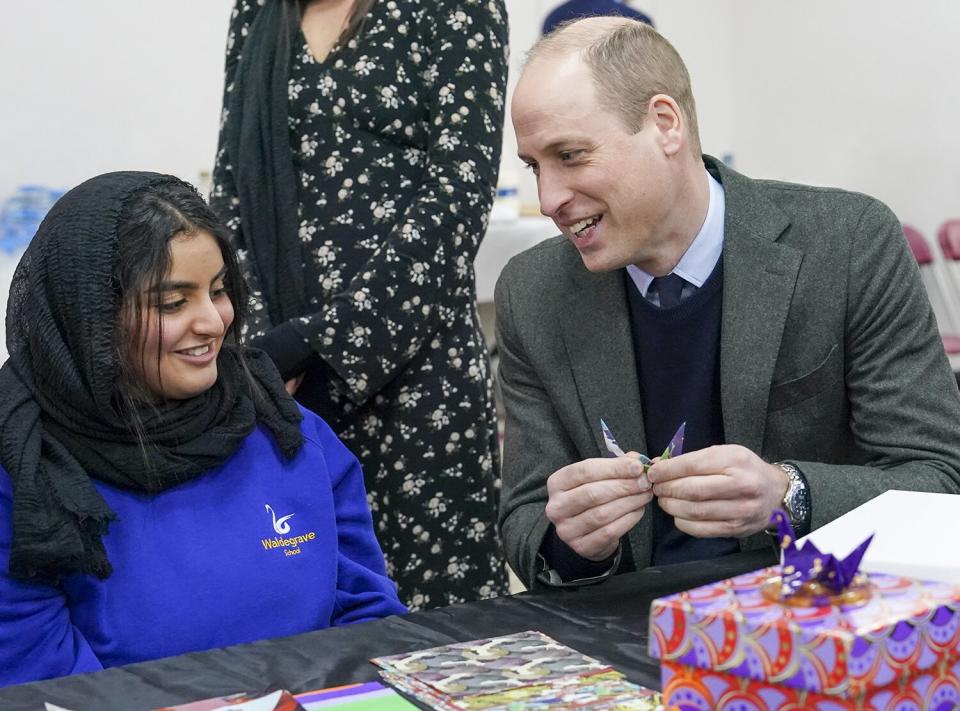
[265,504,295,534]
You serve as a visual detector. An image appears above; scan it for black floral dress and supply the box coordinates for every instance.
[211,0,510,610]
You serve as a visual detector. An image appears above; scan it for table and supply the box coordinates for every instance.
[0,549,776,710]
[474,216,558,303]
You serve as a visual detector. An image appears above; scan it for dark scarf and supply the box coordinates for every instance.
[225,0,308,324]
[0,171,304,582]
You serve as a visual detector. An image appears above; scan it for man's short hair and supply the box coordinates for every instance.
[529,17,701,155]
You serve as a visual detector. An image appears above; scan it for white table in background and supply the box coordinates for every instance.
[474,215,558,304]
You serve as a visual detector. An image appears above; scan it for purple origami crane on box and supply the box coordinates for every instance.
[768,508,874,606]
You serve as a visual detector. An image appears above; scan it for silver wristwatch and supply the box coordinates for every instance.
[775,461,810,530]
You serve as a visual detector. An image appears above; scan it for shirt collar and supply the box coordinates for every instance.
[626,170,725,296]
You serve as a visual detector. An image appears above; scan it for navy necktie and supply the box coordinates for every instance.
[650,273,685,308]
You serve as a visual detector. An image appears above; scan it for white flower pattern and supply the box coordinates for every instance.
[211,0,509,611]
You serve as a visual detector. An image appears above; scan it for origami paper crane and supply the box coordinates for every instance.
[769,508,874,603]
[600,419,685,471]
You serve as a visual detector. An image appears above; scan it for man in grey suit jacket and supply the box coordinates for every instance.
[496,17,960,589]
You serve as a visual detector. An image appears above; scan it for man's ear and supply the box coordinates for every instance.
[647,94,685,157]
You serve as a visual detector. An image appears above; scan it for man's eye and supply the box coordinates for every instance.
[522,162,539,175]
[560,150,581,162]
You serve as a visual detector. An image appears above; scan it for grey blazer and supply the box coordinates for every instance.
[495,156,960,589]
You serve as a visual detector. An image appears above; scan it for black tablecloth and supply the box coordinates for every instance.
[0,549,776,711]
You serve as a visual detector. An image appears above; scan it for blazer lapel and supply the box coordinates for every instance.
[559,266,646,455]
[717,162,803,453]
[558,261,653,567]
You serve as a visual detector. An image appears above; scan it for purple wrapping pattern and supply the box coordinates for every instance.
[650,567,960,699]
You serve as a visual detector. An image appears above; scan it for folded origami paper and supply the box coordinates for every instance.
[599,419,685,470]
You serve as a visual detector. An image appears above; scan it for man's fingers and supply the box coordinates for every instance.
[547,476,650,524]
[647,444,756,484]
[544,455,656,562]
[565,507,649,561]
[673,516,749,539]
[551,491,653,541]
[662,495,772,539]
[643,445,784,539]
[646,447,716,483]
[548,456,647,495]
[658,495,753,522]
[653,473,735,502]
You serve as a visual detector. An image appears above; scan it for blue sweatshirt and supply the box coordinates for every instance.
[0,407,407,687]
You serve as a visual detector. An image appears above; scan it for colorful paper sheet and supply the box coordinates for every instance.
[372,631,662,710]
[295,681,417,710]
[153,689,304,711]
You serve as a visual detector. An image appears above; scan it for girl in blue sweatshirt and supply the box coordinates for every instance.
[0,172,406,687]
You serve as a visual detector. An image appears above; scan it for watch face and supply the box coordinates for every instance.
[785,487,799,519]
[781,465,809,527]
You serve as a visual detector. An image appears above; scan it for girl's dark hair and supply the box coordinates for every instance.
[113,179,249,427]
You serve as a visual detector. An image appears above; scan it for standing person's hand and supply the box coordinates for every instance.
[648,445,788,537]
[285,373,305,396]
[545,454,654,561]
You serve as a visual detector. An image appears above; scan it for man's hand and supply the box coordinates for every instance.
[545,454,654,562]
[648,444,789,538]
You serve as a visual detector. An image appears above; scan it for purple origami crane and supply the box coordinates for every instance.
[600,419,685,470]
[769,509,874,604]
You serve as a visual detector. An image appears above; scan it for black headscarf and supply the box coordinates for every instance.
[0,171,304,582]
[225,0,309,324]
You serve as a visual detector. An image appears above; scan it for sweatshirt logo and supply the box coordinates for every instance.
[265,503,295,534]
[261,503,316,557]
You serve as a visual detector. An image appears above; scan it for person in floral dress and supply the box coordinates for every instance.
[211,0,509,610]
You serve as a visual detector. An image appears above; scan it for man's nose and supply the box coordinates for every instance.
[537,170,574,218]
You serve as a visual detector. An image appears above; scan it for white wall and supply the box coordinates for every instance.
[501,0,960,242]
[3,0,959,359]
[718,0,960,240]
[0,1,234,200]
[500,0,738,209]
[1,0,958,241]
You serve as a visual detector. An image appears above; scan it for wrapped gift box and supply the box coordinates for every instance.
[649,566,960,710]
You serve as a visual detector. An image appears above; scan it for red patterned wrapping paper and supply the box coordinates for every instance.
[659,657,960,711]
[649,566,960,709]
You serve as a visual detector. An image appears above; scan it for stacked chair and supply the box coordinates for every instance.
[938,219,960,298]
[903,224,960,378]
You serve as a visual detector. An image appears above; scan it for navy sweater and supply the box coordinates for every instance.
[626,262,739,565]
[0,407,406,687]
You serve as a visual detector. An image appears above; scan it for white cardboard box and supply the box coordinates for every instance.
[799,489,960,585]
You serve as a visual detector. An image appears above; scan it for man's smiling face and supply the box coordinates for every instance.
[513,52,682,274]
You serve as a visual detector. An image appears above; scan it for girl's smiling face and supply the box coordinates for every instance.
[127,230,234,401]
